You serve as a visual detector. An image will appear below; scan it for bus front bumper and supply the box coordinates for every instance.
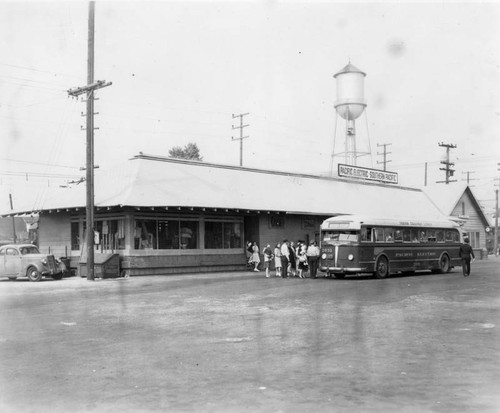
[320,266,367,274]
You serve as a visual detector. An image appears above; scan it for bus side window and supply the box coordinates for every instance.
[445,230,453,241]
[385,228,394,242]
[394,229,403,242]
[361,227,372,242]
[453,230,460,242]
[419,230,427,243]
[411,229,420,242]
[375,228,384,242]
[436,230,444,242]
[403,229,411,242]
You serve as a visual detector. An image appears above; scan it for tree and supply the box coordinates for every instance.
[168,143,203,161]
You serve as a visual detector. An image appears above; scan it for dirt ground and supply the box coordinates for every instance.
[0,259,499,412]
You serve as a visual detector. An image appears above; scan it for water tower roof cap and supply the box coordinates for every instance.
[334,62,366,78]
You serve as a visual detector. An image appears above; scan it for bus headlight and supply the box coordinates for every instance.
[348,254,354,261]
[321,253,326,259]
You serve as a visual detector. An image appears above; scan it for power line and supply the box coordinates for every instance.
[0,158,81,170]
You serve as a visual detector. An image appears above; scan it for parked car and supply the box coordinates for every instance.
[0,244,67,282]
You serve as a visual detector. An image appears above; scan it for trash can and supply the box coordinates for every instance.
[79,253,121,279]
[60,257,71,277]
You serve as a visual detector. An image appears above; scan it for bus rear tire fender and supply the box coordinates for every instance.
[374,255,390,279]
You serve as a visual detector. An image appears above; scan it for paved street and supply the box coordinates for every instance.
[1,259,499,413]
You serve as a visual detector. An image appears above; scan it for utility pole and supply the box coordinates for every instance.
[67,1,111,280]
[424,162,428,187]
[495,188,498,256]
[462,170,477,186]
[376,143,392,171]
[9,193,16,244]
[436,142,457,184]
[231,113,249,167]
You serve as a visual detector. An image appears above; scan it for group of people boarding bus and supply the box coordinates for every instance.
[247,240,321,279]
[249,214,476,280]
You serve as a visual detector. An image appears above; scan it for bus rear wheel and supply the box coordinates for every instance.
[332,273,346,279]
[438,254,450,273]
[374,256,389,279]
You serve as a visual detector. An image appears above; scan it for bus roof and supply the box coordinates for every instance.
[320,215,460,230]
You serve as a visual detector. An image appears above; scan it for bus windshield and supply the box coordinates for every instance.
[322,230,359,244]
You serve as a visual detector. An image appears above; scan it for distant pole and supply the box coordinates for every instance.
[376,143,392,171]
[231,113,249,166]
[496,166,500,256]
[437,142,457,184]
[424,162,428,186]
[9,193,17,244]
[462,170,476,186]
[495,189,498,256]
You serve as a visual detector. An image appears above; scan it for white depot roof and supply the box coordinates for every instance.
[2,155,449,221]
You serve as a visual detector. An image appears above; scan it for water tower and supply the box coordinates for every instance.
[331,62,369,168]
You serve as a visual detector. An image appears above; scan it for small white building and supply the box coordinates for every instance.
[423,184,490,255]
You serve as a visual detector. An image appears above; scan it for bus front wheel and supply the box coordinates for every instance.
[375,256,389,279]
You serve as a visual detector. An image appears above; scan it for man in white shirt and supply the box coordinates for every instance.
[280,240,290,278]
[306,241,320,279]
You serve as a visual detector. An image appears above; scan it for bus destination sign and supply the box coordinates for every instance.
[338,164,398,184]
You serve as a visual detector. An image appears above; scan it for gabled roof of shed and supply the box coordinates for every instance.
[2,154,448,220]
[422,184,490,227]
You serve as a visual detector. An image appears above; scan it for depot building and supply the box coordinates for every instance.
[0,154,488,276]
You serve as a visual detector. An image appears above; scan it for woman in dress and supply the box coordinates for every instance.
[274,243,282,277]
[297,242,308,279]
[249,242,261,271]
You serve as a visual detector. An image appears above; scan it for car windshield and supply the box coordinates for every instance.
[20,246,40,255]
[322,231,358,244]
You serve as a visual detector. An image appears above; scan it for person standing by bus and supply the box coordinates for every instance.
[459,237,475,277]
[274,243,282,277]
[307,240,320,279]
[281,240,290,278]
[249,242,261,271]
[263,244,273,278]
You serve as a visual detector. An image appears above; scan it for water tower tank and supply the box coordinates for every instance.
[334,62,366,120]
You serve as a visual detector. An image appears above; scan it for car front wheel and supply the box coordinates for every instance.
[27,266,42,282]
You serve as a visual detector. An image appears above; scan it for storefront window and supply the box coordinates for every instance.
[135,219,157,249]
[71,222,80,251]
[135,219,199,250]
[180,221,198,249]
[95,219,126,250]
[205,222,223,249]
[158,220,179,249]
[205,221,242,249]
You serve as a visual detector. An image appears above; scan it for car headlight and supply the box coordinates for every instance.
[41,259,47,265]
[348,254,354,261]
[321,253,327,259]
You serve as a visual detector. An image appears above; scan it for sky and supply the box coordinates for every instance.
[1,0,499,215]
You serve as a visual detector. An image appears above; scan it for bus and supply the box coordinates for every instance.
[319,215,462,279]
